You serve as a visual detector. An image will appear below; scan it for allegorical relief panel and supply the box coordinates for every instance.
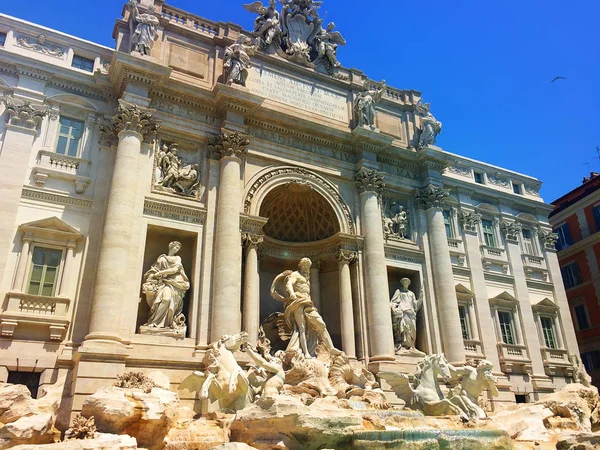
[152,140,203,199]
[382,197,413,242]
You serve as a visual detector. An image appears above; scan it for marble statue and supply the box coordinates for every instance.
[128,0,159,56]
[383,200,410,240]
[224,35,255,87]
[310,20,346,69]
[416,100,442,148]
[270,257,342,358]
[155,143,201,196]
[141,241,190,335]
[243,0,281,48]
[380,354,469,421]
[354,80,386,128]
[244,329,285,399]
[571,354,592,387]
[179,332,253,413]
[448,360,499,420]
[390,278,423,353]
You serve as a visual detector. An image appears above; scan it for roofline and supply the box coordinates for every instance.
[0,12,114,52]
[442,150,541,182]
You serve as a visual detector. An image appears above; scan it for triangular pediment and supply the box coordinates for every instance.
[19,217,83,241]
[489,291,518,308]
[455,283,475,299]
[532,297,559,313]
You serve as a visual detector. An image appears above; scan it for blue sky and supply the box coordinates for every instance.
[3,0,599,202]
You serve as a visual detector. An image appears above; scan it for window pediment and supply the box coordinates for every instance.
[456,283,475,302]
[532,298,559,314]
[20,217,83,243]
[489,291,518,309]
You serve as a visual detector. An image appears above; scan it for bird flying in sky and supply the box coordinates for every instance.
[551,76,566,83]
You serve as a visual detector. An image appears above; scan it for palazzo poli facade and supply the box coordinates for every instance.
[0,0,582,419]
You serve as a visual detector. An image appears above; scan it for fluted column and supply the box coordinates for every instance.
[12,234,33,291]
[355,167,395,361]
[86,101,159,344]
[242,232,263,344]
[415,185,465,364]
[310,259,322,311]
[210,129,251,342]
[335,249,357,358]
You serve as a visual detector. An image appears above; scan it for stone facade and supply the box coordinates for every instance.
[0,1,581,424]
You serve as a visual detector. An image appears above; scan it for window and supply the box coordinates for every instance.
[512,183,522,195]
[540,316,557,349]
[521,229,536,255]
[555,223,573,250]
[27,247,62,296]
[71,54,94,72]
[7,371,41,398]
[443,209,454,239]
[481,219,497,247]
[515,394,529,404]
[593,205,600,233]
[458,305,470,340]
[56,116,85,157]
[498,310,516,345]
[574,304,590,330]
[0,32,6,47]
[581,350,600,371]
[474,172,484,184]
[561,262,582,289]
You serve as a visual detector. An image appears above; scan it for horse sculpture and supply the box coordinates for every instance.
[379,353,469,421]
[179,332,253,413]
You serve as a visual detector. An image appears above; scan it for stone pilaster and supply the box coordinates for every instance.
[210,129,251,342]
[242,232,263,344]
[0,99,47,294]
[415,185,465,364]
[355,167,395,361]
[85,100,160,345]
[335,249,357,358]
[310,259,322,312]
[12,233,33,292]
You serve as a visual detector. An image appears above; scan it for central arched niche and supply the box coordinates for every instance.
[259,182,339,242]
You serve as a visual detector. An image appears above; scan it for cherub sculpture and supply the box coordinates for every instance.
[310,21,346,70]
[354,80,386,128]
[416,100,442,148]
[243,0,281,48]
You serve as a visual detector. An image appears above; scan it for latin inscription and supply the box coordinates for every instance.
[247,67,348,122]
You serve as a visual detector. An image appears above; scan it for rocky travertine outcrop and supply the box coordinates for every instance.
[81,372,178,450]
[0,377,65,449]
[556,432,600,450]
[10,433,138,450]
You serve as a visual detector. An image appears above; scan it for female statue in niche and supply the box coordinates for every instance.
[141,241,190,333]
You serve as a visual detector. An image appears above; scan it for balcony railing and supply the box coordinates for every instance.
[540,347,572,377]
[0,291,70,341]
[480,245,507,261]
[463,339,483,356]
[497,342,532,374]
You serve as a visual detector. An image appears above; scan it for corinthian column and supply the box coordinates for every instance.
[210,129,251,342]
[355,167,395,361]
[242,232,263,344]
[335,249,357,358]
[415,185,465,364]
[86,101,160,344]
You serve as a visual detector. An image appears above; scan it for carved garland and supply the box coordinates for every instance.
[244,166,356,235]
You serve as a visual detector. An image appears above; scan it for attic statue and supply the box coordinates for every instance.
[224,35,255,87]
[355,80,386,128]
[128,0,159,56]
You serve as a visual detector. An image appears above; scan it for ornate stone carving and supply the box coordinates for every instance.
[414,185,449,210]
[140,241,190,338]
[114,371,158,393]
[539,230,559,250]
[334,249,356,264]
[154,143,201,197]
[447,360,499,420]
[487,172,510,188]
[382,198,410,240]
[209,128,251,160]
[128,0,160,56]
[3,99,48,130]
[390,278,423,354]
[501,221,522,242]
[224,35,256,86]
[447,161,471,178]
[242,232,264,247]
[416,100,442,149]
[98,122,118,147]
[109,100,160,143]
[524,183,541,197]
[16,34,65,57]
[354,81,386,128]
[355,167,385,194]
[243,0,281,49]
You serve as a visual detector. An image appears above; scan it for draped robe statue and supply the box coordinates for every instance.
[390,278,423,353]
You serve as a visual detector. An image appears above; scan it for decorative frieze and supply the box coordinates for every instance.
[209,128,251,160]
[3,99,48,130]
[21,187,92,209]
[382,197,411,241]
[16,34,66,58]
[384,246,425,264]
[460,212,482,232]
[355,167,385,195]
[501,221,522,243]
[143,198,206,224]
[414,185,449,210]
[446,161,471,178]
[487,172,510,188]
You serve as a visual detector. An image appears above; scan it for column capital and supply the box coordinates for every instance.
[539,230,558,251]
[209,128,251,161]
[21,232,34,244]
[241,232,264,248]
[355,167,385,195]
[3,98,48,131]
[414,184,449,210]
[501,221,522,243]
[334,249,357,264]
[112,100,160,144]
[460,211,482,233]
[98,121,118,148]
